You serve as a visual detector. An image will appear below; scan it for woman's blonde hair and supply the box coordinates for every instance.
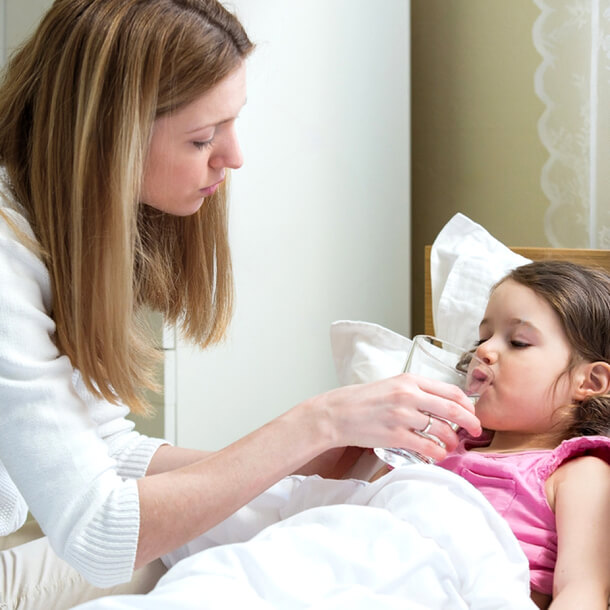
[0,0,254,413]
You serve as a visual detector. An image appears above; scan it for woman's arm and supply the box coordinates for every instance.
[135,373,482,568]
[549,456,610,609]
[145,445,211,474]
[146,444,364,479]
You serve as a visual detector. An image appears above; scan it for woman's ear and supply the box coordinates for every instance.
[574,362,610,399]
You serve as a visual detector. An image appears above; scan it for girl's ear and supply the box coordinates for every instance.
[574,362,610,399]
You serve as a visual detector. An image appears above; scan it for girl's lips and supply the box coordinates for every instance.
[472,368,491,383]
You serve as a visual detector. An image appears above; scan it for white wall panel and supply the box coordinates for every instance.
[173,0,411,450]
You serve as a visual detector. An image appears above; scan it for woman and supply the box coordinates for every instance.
[0,1,480,607]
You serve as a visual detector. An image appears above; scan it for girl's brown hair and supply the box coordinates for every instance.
[501,260,610,439]
[0,0,254,413]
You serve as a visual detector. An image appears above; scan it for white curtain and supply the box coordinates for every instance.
[533,0,610,248]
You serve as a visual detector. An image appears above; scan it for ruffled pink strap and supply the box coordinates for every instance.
[537,435,610,482]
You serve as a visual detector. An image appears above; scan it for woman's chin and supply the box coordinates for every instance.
[141,197,206,216]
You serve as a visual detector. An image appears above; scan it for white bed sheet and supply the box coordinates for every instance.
[75,467,536,609]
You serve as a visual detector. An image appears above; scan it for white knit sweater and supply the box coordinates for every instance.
[0,188,167,587]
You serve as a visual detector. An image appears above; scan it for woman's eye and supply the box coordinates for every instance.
[510,340,530,348]
[473,339,488,347]
[193,139,214,150]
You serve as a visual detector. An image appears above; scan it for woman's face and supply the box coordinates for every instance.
[140,62,247,216]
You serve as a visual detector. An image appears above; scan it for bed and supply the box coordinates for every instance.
[75,214,609,610]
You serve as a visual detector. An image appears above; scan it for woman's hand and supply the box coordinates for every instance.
[306,373,482,463]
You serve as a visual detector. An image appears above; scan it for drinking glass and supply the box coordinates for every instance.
[374,334,493,467]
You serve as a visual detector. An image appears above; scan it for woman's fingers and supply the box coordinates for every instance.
[318,372,482,457]
[405,374,482,438]
[407,429,452,461]
[384,425,453,462]
[412,412,461,453]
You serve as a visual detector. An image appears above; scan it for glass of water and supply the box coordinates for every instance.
[374,335,493,467]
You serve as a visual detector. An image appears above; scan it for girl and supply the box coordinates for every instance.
[437,260,610,609]
[0,1,479,608]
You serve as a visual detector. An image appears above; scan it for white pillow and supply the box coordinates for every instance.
[330,320,412,386]
[432,213,531,348]
[330,213,531,385]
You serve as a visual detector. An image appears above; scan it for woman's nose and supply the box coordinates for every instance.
[210,126,243,171]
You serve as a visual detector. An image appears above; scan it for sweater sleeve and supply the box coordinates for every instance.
[0,206,163,587]
[72,371,169,480]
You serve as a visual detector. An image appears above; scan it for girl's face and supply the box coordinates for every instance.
[473,279,579,441]
[140,62,247,216]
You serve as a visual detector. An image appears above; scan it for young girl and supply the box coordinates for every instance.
[437,260,610,610]
[0,1,480,608]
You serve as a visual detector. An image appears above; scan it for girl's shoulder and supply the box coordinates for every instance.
[543,437,610,513]
[538,435,610,482]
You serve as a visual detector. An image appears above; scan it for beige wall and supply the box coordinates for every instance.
[411,0,549,334]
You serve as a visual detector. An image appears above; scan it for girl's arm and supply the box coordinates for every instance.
[549,455,610,609]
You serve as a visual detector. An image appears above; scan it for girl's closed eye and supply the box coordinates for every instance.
[474,336,530,348]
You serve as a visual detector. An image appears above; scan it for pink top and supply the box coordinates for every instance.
[437,434,610,595]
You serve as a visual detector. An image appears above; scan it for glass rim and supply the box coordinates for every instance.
[404,334,490,378]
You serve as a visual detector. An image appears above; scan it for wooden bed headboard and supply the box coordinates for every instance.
[424,245,610,336]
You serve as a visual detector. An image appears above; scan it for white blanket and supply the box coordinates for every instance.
[75,467,537,609]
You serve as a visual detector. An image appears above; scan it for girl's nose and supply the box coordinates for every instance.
[475,341,497,365]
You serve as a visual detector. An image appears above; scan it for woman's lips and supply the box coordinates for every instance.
[200,177,224,197]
